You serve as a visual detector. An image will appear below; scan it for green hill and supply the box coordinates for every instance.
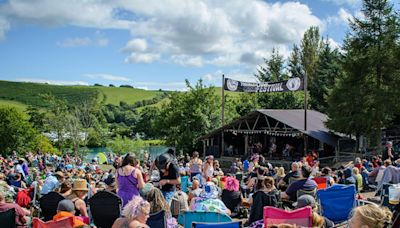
[0,80,162,108]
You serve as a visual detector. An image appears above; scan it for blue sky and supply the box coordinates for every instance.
[0,0,395,91]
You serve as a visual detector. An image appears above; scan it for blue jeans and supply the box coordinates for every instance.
[162,190,176,206]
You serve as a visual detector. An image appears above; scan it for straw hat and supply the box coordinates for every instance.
[72,179,89,191]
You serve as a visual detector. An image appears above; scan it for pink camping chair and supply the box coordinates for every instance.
[32,216,74,228]
[264,206,312,227]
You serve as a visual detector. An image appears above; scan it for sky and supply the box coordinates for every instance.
[0,0,396,91]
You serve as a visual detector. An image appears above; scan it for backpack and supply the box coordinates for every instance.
[170,191,189,217]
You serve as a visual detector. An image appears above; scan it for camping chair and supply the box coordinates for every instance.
[380,183,396,211]
[313,177,328,189]
[39,192,65,221]
[32,216,74,228]
[88,190,122,228]
[296,188,317,199]
[192,221,242,228]
[263,206,312,227]
[317,184,356,224]
[178,211,232,228]
[146,210,166,228]
[0,208,16,228]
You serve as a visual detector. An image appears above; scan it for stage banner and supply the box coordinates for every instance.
[224,77,304,93]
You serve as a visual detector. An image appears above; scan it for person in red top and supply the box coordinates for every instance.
[0,192,30,226]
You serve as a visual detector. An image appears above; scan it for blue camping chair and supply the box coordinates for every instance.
[192,221,242,228]
[178,211,233,228]
[181,176,190,193]
[317,184,356,223]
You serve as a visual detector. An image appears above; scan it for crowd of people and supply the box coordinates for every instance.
[0,147,398,228]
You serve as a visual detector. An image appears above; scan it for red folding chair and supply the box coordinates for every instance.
[32,216,74,228]
[264,206,312,227]
[313,177,328,189]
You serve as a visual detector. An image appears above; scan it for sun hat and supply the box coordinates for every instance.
[72,179,89,191]
[205,155,214,160]
[54,171,64,178]
[57,199,75,212]
[155,153,172,170]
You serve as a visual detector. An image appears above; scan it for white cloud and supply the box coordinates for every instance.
[122,0,322,66]
[122,38,147,52]
[85,73,131,82]
[132,81,187,91]
[202,70,258,85]
[326,8,353,26]
[58,32,109,47]
[171,55,203,67]
[0,17,10,41]
[2,0,323,67]
[17,78,89,86]
[124,53,160,64]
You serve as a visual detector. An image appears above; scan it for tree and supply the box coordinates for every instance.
[300,26,322,87]
[310,39,342,112]
[0,107,38,154]
[327,0,400,148]
[26,106,46,131]
[157,80,221,152]
[288,44,303,78]
[256,48,287,82]
[135,106,161,139]
[254,48,304,109]
[42,94,69,151]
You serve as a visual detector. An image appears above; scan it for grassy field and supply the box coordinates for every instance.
[97,86,161,105]
[0,80,163,107]
[0,99,28,112]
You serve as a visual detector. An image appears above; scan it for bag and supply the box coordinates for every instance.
[170,191,189,217]
[389,184,400,205]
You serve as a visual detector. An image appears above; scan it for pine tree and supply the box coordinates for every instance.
[327,0,400,147]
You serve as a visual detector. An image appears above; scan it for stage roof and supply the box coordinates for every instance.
[200,109,341,147]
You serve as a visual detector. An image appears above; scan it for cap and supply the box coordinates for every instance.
[294,194,316,209]
[57,199,75,212]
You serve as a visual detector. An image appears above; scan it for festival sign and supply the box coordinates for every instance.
[224,77,304,93]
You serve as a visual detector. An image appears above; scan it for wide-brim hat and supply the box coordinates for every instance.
[72,179,89,191]
[54,171,64,178]
[155,153,172,170]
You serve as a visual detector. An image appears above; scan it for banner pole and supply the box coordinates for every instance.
[304,72,308,156]
[221,74,225,157]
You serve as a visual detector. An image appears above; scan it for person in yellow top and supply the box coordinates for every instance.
[52,199,88,228]
[352,167,363,192]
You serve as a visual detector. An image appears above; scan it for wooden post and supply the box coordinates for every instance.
[304,72,308,156]
[244,135,249,156]
[221,74,225,157]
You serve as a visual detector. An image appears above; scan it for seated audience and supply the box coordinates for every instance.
[0,191,30,226]
[112,196,150,228]
[67,179,89,218]
[281,165,317,202]
[221,176,242,217]
[52,199,87,228]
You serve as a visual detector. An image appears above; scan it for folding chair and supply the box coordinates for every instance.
[192,221,242,228]
[146,210,166,228]
[88,190,122,228]
[39,192,65,221]
[313,177,328,189]
[178,211,233,228]
[0,208,16,228]
[263,206,312,227]
[317,184,356,224]
[32,216,74,228]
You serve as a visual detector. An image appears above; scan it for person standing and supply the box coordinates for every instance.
[189,151,202,181]
[116,154,145,207]
[203,155,214,181]
[155,153,181,205]
[382,141,394,161]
